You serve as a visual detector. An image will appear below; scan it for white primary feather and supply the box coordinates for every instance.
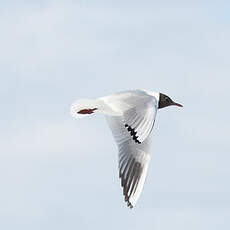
[106,115,153,208]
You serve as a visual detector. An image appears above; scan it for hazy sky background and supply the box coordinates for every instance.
[1,1,230,229]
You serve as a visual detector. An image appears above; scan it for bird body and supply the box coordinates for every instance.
[70,89,182,208]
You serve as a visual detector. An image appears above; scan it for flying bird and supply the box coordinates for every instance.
[70,89,183,208]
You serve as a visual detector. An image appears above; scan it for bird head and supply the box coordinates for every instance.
[158,93,183,109]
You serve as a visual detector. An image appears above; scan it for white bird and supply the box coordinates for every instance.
[70,89,182,208]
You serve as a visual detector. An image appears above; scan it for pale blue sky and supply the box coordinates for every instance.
[1,1,230,229]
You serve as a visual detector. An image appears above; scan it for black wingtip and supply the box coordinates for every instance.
[127,200,133,209]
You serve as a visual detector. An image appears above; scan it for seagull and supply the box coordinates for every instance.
[70,89,183,208]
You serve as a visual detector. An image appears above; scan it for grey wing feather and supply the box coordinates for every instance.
[105,91,158,208]
[107,116,152,208]
[123,100,156,143]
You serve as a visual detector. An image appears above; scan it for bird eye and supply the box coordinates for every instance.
[165,97,169,102]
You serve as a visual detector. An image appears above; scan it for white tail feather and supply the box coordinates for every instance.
[70,98,121,119]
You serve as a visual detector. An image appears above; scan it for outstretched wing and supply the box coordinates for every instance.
[106,114,154,208]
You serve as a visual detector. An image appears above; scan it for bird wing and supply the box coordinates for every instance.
[106,114,154,208]
[102,90,158,144]
[122,98,157,144]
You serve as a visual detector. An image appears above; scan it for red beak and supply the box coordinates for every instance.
[172,102,183,107]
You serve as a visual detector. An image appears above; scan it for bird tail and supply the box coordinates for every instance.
[70,98,121,119]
